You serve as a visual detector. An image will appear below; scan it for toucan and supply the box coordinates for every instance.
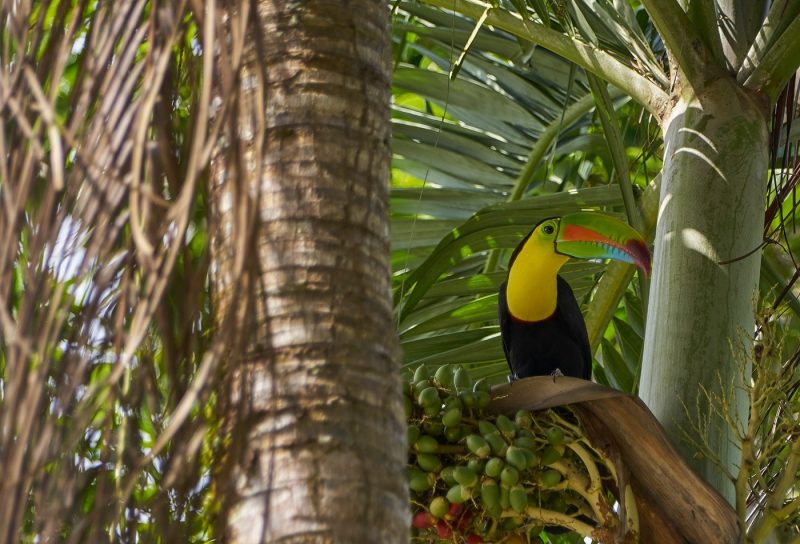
[499,212,651,381]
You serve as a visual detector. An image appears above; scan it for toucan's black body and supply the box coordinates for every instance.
[498,276,591,380]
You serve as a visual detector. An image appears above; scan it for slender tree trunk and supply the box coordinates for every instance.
[640,76,769,502]
[209,2,408,542]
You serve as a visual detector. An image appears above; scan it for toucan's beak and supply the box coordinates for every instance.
[555,212,651,277]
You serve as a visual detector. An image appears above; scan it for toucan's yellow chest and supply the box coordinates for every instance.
[505,240,569,322]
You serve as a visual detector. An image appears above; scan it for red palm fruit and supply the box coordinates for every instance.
[411,511,434,529]
[445,502,463,520]
[436,520,453,539]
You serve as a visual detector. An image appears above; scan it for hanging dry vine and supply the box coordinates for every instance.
[0,1,252,541]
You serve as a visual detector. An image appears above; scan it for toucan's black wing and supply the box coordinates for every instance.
[554,275,592,380]
[498,280,512,368]
[498,276,591,380]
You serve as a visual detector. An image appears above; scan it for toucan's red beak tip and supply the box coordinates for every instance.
[627,238,651,277]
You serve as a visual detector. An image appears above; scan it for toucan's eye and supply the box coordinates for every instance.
[542,224,555,235]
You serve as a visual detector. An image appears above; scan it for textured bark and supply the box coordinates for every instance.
[209,2,407,542]
[639,76,769,503]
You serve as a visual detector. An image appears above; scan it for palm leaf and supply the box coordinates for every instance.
[391,2,658,387]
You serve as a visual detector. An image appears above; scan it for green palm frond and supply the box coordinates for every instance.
[390,2,660,388]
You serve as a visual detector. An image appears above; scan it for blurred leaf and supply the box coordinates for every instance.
[601,337,634,392]
[401,328,496,363]
[393,66,544,132]
[392,119,523,168]
[410,334,505,366]
[392,138,515,186]
[401,295,498,337]
[624,290,645,338]
[613,316,643,377]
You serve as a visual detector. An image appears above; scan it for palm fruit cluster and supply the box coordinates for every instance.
[405,364,635,543]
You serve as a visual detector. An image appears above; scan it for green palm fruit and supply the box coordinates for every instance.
[505,446,527,471]
[522,447,539,469]
[440,465,457,486]
[509,485,528,513]
[434,364,455,389]
[446,484,472,504]
[484,457,504,478]
[453,466,478,488]
[417,386,440,408]
[443,396,462,411]
[444,425,462,443]
[413,365,430,384]
[416,453,442,473]
[414,380,432,394]
[453,366,471,391]
[415,435,439,453]
[409,468,435,493]
[514,409,533,429]
[467,457,485,474]
[484,432,508,457]
[466,434,491,458]
[429,496,450,519]
[404,395,413,418]
[480,479,501,512]
[459,390,476,408]
[441,407,462,428]
[546,427,565,446]
[540,444,564,465]
[478,420,499,436]
[500,466,520,486]
[513,436,537,451]
[499,484,511,509]
[539,468,562,487]
[407,424,421,445]
[495,414,518,438]
[517,428,535,440]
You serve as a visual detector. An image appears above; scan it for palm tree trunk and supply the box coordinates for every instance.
[639,76,768,502]
[209,2,408,541]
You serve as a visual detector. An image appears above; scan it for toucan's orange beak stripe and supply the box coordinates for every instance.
[561,224,618,245]
[556,216,651,277]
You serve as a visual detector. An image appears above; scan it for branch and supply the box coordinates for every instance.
[738,0,800,86]
[741,13,800,100]
[587,73,650,317]
[750,437,800,540]
[685,0,725,66]
[508,93,604,203]
[419,0,669,117]
[640,0,725,88]
[519,507,596,537]
[713,0,771,70]
[586,74,643,233]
